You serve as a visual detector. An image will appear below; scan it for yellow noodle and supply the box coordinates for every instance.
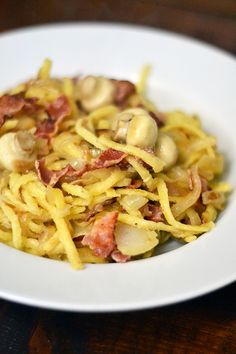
[75,121,105,149]
[9,172,36,198]
[0,230,12,242]
[184,235,197,243]
[87,105,118,121]
[117,188,159,201]
[99,136,164,173]
[2,189,30,213]
[127,156,155,190]
[85,169,125,196]
[118,212,178,232]
[186,208,201,226]
[0,201,23,249]
[0,61,229,269]
[0,120,18,135]
[202,205,217,223]
[209,181,232,193]
[78,247,107,264]
[136,64,151,94]
[43,233,60,253]
[63,78,74,97]
[52,132,83,159]
[105,188,119,198]
[37,58,52,80]
[21,188,43,216]
[52,215,82,269]
[62,183,91,200]
[156,178,213,233]
[28,220,44,234]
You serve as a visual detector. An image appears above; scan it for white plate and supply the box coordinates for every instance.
[0,23,235,312]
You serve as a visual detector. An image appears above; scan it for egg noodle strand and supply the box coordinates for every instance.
[0,60,229,268]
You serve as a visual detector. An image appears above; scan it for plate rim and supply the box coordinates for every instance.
[0,22,235,312]
[1,21,235,62]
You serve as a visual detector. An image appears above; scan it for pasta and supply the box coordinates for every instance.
[0,59,230,268]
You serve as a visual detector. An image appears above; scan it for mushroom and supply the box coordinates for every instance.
[0,131,37,172]
[155,133,178,170]
[78,76,115,112]
[113,108,158,149]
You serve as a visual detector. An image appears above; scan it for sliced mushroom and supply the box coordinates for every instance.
[113,108,158,149]
[78,76,115,112]
[113,112,133,142]
[155,133,178,170]
[0,131,37,172]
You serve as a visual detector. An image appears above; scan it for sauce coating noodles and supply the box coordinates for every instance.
[0,60,230,268]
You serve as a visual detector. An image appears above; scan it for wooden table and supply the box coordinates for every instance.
[0,1,236,353]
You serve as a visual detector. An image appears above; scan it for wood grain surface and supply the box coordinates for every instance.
[1,0,236,52]
[0,283,235,354]
[0,1,235,353]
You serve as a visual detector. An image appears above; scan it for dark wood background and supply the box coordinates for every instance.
[1,0,236,53]
[0,1,236,353]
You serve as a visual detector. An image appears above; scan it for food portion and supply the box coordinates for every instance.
[0,59,230,269]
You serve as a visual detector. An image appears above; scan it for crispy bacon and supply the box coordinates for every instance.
[142,204,164,222]
[112,80,136,105]
[35,95,71,140]
[194,199,206,215]
[111,249,130,263]
[132,148,155,170]
[86,204,104,221]
[128,179,143,189]
[35,159,87,186]
[0,94,38,127]
[82,211,118,258]
[93,148,127,168]
[47,95,71,121]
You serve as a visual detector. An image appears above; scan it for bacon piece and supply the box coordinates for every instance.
[132,148,155,170]
[62,165,89,184]
[111,249,131,263]
[93,148,127,168]
[0,94,38,127]
[194,199,206,215]
[86,204,104,221]
[112,80,136,105]
[82,211,118,258]
[35,159,87,186]
[147,205,164,222]
[47,95,71,121]
[142,204,164,222]
[35,95,71,140]
[117,158,130,169]
[128,179,143,189]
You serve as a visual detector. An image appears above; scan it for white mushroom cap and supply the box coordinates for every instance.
[113,108,158,149]
[0,131,37,172]
[113,112,133,142]
[78,76,115,112]
[155,133,178,170]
